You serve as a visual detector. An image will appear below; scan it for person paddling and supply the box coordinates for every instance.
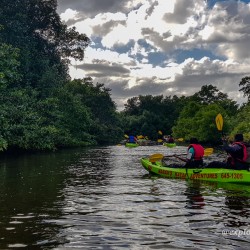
[206,133,250,170]
[185,137,204,168]
[164,137,204,168]
[128,135,137,144]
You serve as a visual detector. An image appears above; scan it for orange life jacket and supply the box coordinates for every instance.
[188,144,204,160]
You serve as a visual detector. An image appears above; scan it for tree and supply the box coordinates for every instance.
[0,0,90,91]
[0,43,21,89]
[230,103,250,141]
[124,97,140,115]
[0,42,21,150]
[64,78,123,145]
[172,102,229,143]
[192,84,228,104]
[239,76,250,101]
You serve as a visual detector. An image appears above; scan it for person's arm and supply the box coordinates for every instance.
[224,144,242,154]
[186,147,194,160]
[175,148,194,162]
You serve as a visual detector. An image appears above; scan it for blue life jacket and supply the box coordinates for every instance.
[129,135,136,143]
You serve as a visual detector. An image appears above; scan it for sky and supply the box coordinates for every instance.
[57,0,250,110]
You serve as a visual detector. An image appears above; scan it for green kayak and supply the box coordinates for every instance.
[141,158,250,183]
[163,142,176,148]
[125,143,139,148]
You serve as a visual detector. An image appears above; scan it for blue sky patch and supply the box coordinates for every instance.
[174,48,226,63]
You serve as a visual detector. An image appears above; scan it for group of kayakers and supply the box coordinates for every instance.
[168,133,250,171]
[126,134,175,144]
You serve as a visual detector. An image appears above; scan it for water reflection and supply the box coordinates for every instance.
[223,191,250,228]
[185,181,205,209]
[0,146,250,249]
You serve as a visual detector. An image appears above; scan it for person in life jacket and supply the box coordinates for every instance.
[223,133,249,170]
[128,135,137,144]
[185,137,205,168]
[164,138,204,168]
[206,133,250,170]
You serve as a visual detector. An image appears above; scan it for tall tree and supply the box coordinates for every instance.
[0,0,90,91]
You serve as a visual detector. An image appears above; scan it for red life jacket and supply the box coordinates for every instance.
[232,142,247,162]
[188,144,204,160]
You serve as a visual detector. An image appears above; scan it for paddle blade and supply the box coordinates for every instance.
[204,148,213,156]
[158,130,163,135]
[124,134,129,138]
[157,139,163,143]
[215,113,223,131]
[149,153,164,163]
[177,138,184,142]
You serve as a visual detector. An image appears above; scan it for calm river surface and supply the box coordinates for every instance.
[0,145,250,249]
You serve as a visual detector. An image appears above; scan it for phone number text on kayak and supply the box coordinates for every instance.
[157,170,243,179]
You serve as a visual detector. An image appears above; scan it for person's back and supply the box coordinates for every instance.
[186,138,204,168]
[164,137,204,168]
[128,135,137,143]
[206,133,249,170]
[168,135,174,143]
[224,133,249,170]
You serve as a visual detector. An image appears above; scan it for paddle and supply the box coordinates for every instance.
[149,153,164,163]
[204,148,213,156]
[149,148,214,163]
[177,138,184,142]
[215,113,224,135]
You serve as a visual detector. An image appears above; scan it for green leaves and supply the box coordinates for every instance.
[0,43,21,88]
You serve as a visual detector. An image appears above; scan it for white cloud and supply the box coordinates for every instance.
[59,0,250,110]
[60,8,79,22]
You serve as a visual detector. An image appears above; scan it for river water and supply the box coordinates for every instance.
[0,145,249,249]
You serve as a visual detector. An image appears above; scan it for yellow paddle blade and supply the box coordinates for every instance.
[158,130,163,135]
[157,139,163,143]
[204,148,213,156]
[124,134,129,138]
[149,153,164,163]
[177,138,184,142]
[215,113,223,131]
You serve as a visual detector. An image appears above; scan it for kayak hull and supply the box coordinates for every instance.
[141,158,250,183]
[125,143,139,148]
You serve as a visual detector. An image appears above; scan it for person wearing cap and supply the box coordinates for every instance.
[206,133,249,170]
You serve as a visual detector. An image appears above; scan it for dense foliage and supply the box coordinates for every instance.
[0,0,249,152]
[121,83,250,144]
[0,0,122,151]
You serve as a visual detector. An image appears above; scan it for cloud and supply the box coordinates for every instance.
[59,0,250,110]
